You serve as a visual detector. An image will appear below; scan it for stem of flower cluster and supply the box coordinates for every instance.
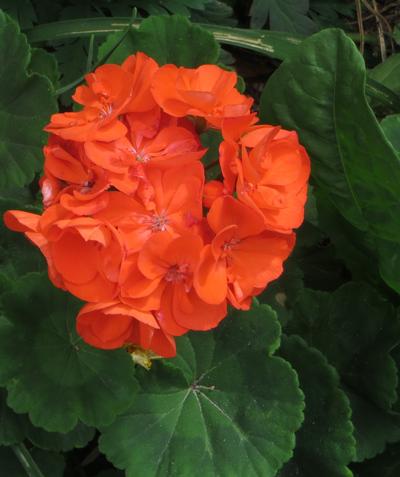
[11,443,46,477]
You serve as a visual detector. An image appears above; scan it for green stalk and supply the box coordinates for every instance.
[24,18,376,61]
[11,443,46,477]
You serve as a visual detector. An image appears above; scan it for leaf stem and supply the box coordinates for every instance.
[24,18,376,56]
[11,443,46,477]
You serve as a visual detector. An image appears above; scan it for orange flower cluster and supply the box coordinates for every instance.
[4,53,310,357]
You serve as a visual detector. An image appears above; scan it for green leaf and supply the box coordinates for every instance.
[309,1,355,29]
[98,15,220,67]
[316,183,400,298]
[96,469,125,477]
[0,193,45,294]
[258,260,304,326]
[315,191,382,287]
[0,273,138,433]
[190,0,235,26]
[394,25,400,45]
[0,386,94,451]
[346,390,400,462]
[0,0,36,29]
[0,11,57,188]
[381,114,400,153]
[99,304,304,477]
[352,442,400,476]
[0,388,26,446]
[0,445,65,477]
[250,0,317,34]
[287,283,400,460]
[200,129,222,181]
[288,283,400,409]
[53,37,99,107]
[370,54,400,96]
[97,470,124,477]
[278,335,355,477]
[29,47,60,88]
[260,28,400,242]
[25,420,95,452]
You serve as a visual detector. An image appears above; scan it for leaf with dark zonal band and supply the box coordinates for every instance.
[0,273,138,433]
[99,304,304,477]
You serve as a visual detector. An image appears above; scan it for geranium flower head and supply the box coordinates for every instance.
[4,52,310,358]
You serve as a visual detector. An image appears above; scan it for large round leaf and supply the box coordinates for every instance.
[0,11,57,187]
[100,305,304,477]
[98,14,220,67]
[278,335,355,477]
[0,273,138,433]
[0,386,95,451]
[352,442,400,477]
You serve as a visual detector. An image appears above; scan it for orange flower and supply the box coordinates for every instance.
[84,124,204,197]
[77,301,176,357]
[45,53,159,142]
[122,233,227,335]
[41,139,111,215]
[94,163,204,253]
[219,124,310,233]
[5,207,124,302]
[195,196,295,309]
[151,64,253,127]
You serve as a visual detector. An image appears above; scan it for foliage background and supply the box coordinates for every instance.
[1,0,400,476]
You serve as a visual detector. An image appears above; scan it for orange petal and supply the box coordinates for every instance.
[3,210,40,232]
[207,196,264,237]
[194,245,227,304]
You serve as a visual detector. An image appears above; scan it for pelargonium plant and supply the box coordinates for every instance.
[2,5,400,477]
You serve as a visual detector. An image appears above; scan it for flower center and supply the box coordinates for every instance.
[222,238,240,252]
[136,152,151,163]
[241,181,256,194]
[151,213,169,232]
[80,180,94,194]
[165,263,190,284]
[99,103,113,119]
